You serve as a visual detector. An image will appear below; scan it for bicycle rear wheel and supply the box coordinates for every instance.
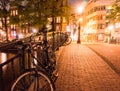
[11,68,55,91]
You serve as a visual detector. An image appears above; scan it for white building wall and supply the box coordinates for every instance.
[83,0,114,42]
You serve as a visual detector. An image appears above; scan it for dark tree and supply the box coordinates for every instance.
[0,0,10,41]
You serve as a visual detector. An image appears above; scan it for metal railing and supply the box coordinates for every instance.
[0,31,66,91]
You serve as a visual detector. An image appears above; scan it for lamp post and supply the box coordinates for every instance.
[76,6,84,44]
[77,22,81,43]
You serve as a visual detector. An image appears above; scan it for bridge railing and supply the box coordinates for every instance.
[0,31,66,91]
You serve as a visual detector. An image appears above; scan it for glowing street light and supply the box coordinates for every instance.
[77,6,84,14]
[77,6,84,44]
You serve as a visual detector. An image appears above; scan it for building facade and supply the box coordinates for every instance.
[0,0,69,42]
[83,0,114,42]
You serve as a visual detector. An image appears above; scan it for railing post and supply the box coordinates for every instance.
[19,46,25,73]
[41,25,48,48]
[11,60,15,80]
[59,32,62,46]
[0,66,4,91]
[22,48,25,71]
[56,32,59,50]
[52,31,55,51]
[28,51,31,69]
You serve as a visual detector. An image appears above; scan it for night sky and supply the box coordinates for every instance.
[68,0,89,7]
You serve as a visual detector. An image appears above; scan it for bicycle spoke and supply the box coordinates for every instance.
[33,72,40,91]
[33,73,51,91]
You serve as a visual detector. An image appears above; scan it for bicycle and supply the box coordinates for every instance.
[60,32,72,46]
[11,27,58,91]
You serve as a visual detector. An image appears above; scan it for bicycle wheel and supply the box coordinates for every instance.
[11,68,55,91]
[63,37,72,46]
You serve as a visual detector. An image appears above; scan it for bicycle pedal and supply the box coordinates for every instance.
[52,74,58,82]
[53,69,58,74]
[52,69,58,82]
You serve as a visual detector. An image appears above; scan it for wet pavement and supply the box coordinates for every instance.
[55,43,120,91]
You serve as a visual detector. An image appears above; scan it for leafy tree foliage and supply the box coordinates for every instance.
[0,0,11,41]
[0,0,72,41]
[107,0,120,22]
[10,0,72,30]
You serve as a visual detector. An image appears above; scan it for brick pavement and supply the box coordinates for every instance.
[55,43,120,91]
[86,44,120,75]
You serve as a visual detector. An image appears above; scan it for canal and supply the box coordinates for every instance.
[0,52,20,91]
[0,52,15,64]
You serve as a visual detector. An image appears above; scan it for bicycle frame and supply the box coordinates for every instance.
[10,27,57,91]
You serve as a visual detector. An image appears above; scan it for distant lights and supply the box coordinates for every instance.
[115,22,120,28]
[107,6,112,10]
[66,26,70,32]
[32,28,37,33]
[77,6,84,14]
[18,33,24,39]
[108,25,114,30]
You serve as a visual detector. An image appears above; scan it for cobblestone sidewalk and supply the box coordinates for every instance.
[55,43,120,91]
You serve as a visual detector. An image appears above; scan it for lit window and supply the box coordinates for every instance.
[56,17,61,23]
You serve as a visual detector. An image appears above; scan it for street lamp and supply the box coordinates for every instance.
[76,6,84,44]
[77,22,81,43]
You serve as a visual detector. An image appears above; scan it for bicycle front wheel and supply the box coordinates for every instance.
[11,68,55,91]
